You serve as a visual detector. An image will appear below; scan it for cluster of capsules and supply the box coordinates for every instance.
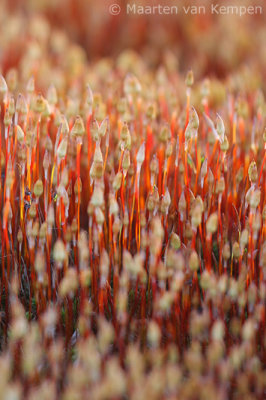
[0,5,265,400]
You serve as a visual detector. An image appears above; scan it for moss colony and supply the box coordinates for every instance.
[0,1,265,399]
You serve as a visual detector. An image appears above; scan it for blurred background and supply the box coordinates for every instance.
[0,0,265,89]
